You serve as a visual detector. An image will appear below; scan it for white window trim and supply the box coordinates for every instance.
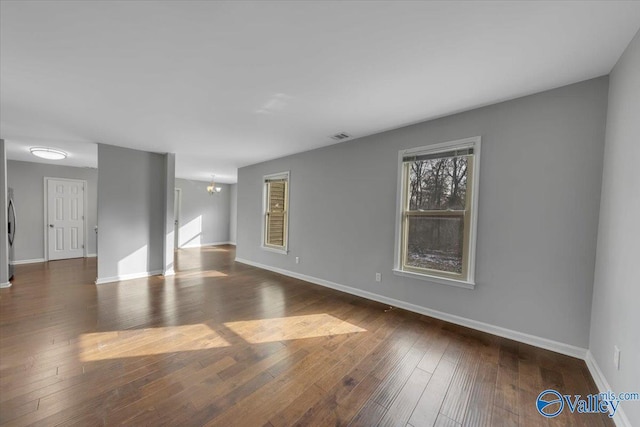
[261,171,290,255]
[393,136,481,289]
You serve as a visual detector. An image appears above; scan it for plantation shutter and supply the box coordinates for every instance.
[265,178,287,247]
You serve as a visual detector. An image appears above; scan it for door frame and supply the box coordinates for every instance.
[174,187,182,249]
[43,177,89,261]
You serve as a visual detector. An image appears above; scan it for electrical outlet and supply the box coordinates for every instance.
[375,273,381,282]
[295,257,300,264]
[614,345,621,370]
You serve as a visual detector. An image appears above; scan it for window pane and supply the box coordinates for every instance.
[266,179,287,248]
[266,213,285,246]
[268,181,286,213]
[407,156,469,211]
[405,215,463,274]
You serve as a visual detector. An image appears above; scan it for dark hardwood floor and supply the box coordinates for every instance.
[0,246,612,426]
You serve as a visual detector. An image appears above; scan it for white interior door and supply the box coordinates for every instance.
[174,188,181,249]
[47,179,85,260]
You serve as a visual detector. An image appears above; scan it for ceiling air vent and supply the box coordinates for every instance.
[330,132,350,141]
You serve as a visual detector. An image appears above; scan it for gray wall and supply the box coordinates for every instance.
[590,31,640,425]
[175,178,231,247]
[237,77,608,348]
[97,144,167,281]
[0,140,9,286]
[6,160,98,261]
[229,184,237,244]
[163,154,176,274]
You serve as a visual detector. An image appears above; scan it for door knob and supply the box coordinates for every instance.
[49,224,54,228]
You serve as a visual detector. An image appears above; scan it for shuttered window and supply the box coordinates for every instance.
[263,172,289,252]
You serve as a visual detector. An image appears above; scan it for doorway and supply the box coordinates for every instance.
[45,177,87,261]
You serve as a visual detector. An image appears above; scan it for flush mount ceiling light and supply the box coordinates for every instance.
[207,175,222,195]
[30,147,67,160]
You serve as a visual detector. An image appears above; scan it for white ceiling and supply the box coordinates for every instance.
[1,1,639,183]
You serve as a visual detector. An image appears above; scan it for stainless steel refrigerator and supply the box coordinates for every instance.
[8,187,16,280]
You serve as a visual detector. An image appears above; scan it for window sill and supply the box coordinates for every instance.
[261,245,288,255]
[392,269,475,289]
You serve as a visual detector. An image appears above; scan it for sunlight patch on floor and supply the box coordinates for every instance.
[200,247,229,252]
[223,313,367,344]
[78,324,229,361]
[177,269,228,278]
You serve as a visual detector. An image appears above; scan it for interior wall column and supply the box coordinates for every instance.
[163,153,176,276]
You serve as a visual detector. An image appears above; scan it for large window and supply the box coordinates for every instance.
[262,172,289,253]
[394,137,480,287]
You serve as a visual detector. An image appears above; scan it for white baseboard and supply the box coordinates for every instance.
[178,241,234,249]
[586,351,611,394]
[10,258,46,265]
[11,255,96,265]
[95,269,163,285]
[234,257,588,360]
[163,268,175,277]
[585,351,632,427]
[209,241,234,246]
[0,281,11,288]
